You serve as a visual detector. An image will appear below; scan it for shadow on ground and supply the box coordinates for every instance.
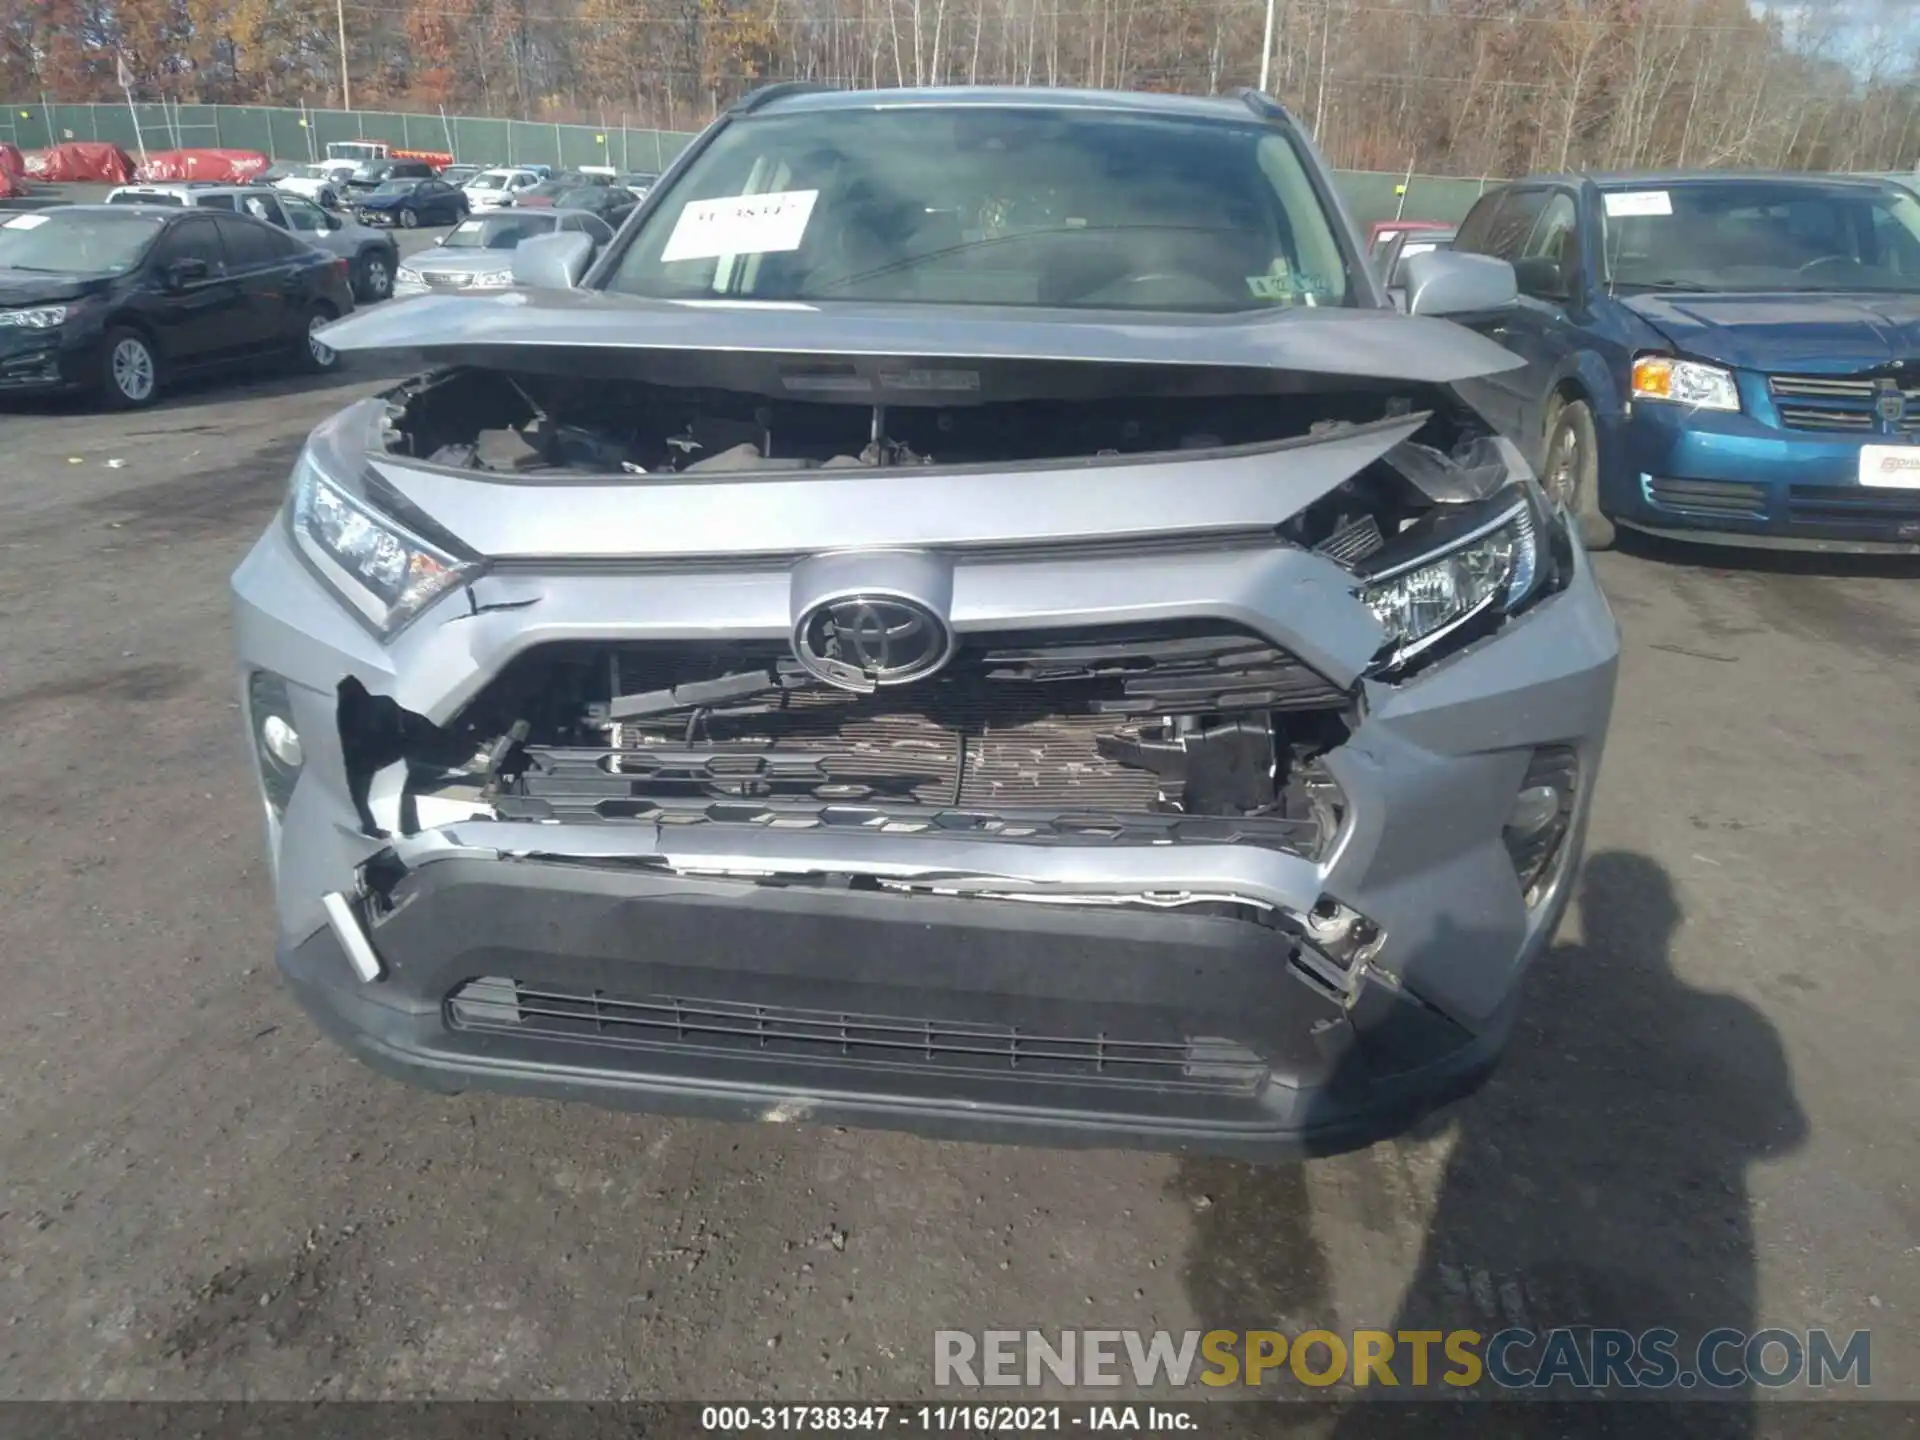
[1176,851,1808,1437]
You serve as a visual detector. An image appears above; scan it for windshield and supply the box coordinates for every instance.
[0,210,164,273]
[441,213,558,249]
[1606,182,1920,293]
[601,106,1352,312]
[468,171,513,190]
[108,191,183,206]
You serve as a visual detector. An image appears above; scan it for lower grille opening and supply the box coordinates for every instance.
[446,978,1271,1093]
[1504,745,1579,908]
[1645,477,1767,519]
[439,623,1353,856]
[1788,485,1920,531]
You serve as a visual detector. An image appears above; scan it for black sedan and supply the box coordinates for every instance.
[557,184,640,228]
[353,178,469,229]
[0,205,355,408]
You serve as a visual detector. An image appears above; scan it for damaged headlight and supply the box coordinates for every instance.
[1357,487,1546,671]
[288,450,482,633]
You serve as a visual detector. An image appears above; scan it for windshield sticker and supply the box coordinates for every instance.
[1604,190,1673,218]
[2,213,49,229]
[661,189,820,263]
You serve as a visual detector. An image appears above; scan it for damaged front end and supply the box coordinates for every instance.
[234,308,1614,1158]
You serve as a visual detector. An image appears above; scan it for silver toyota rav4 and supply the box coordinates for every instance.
[231,85,1620,1159]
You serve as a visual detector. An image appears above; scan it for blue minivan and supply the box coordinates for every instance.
[1444,172,1920,553]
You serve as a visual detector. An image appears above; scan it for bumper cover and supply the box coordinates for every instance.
[1604,401,1920,549]
[282,855,1524,1158]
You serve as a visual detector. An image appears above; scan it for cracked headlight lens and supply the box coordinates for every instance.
[1360,493,1543,670]
[0,305,68,328]
[289,451,480,633]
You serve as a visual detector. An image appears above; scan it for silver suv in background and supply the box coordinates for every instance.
[105,182,401,302]
[233,85,1618,1160]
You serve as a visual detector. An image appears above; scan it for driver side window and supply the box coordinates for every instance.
[281,197,327,233]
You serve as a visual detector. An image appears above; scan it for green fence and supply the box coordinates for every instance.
[1,101,696,173]
[2,100,1492,221]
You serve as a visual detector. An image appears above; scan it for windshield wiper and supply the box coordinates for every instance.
[1614,278,1718,293]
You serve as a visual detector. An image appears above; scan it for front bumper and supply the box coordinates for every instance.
[0,322,101,393]
[1602,400,1920,551]
[233,501,1618,1158]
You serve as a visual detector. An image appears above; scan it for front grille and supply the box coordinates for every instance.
[1769,373,1920,434]
[1645,478,1767,518]
[446,978,1270,1092]
[424,271,474,288]
[1787,484,1920,532]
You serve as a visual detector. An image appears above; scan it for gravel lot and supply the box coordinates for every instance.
[0,270,1915,1426]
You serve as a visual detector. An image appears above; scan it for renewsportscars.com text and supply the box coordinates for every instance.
[933,1328,1871,1391]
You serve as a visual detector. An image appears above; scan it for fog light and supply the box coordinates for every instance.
[247,670,305,816]
[1506,783,1562,839]
[1504,747,1578,906]
[261,713,304,769]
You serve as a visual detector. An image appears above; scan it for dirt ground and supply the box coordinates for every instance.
[0,352,1914,1430]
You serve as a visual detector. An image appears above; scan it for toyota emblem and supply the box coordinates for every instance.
[793,595,955,692]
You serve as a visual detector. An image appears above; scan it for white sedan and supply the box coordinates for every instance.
[272,161,358,210]
[463,168,542,212]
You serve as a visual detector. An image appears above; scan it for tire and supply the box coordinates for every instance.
[355,248,394,302]
[99,326,158,409]
[1542,394,1615,551]
[296,305,342,374]
[400,207,419,229]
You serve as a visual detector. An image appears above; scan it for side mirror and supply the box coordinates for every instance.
[512,229,595,289]
[1401,250,1518,318]
[323,213,342,231]
[164,256,210,289]
[1511,255,1572,302]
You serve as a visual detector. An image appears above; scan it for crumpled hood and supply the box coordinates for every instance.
[1623,290,1920,372]
[315,287,1526,385]
[0,270,114,305]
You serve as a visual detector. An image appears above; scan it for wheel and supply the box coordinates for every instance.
[99,327,158,409]
[355,249,394,302]
[1542,394,1614,550]
[297,306,341,374]
[400,207,419,229]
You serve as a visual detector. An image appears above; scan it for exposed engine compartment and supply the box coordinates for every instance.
[342,622,1358,865]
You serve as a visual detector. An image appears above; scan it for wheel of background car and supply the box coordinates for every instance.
[298,306,340,373]
[400,207,419,228]
[99,326,158,409]
[1543,394,1614,551]
[356,249,393,301]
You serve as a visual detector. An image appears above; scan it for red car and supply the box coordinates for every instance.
[1365,218,1455,249]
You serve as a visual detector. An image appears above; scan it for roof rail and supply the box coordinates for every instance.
[733,81,835,114]
[1236,88,1293,123]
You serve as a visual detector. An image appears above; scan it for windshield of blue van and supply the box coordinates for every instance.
[1604,182,1920,293]
[601,107,1352,312]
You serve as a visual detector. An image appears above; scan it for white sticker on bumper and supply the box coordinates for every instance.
[1860,444,1920,488]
